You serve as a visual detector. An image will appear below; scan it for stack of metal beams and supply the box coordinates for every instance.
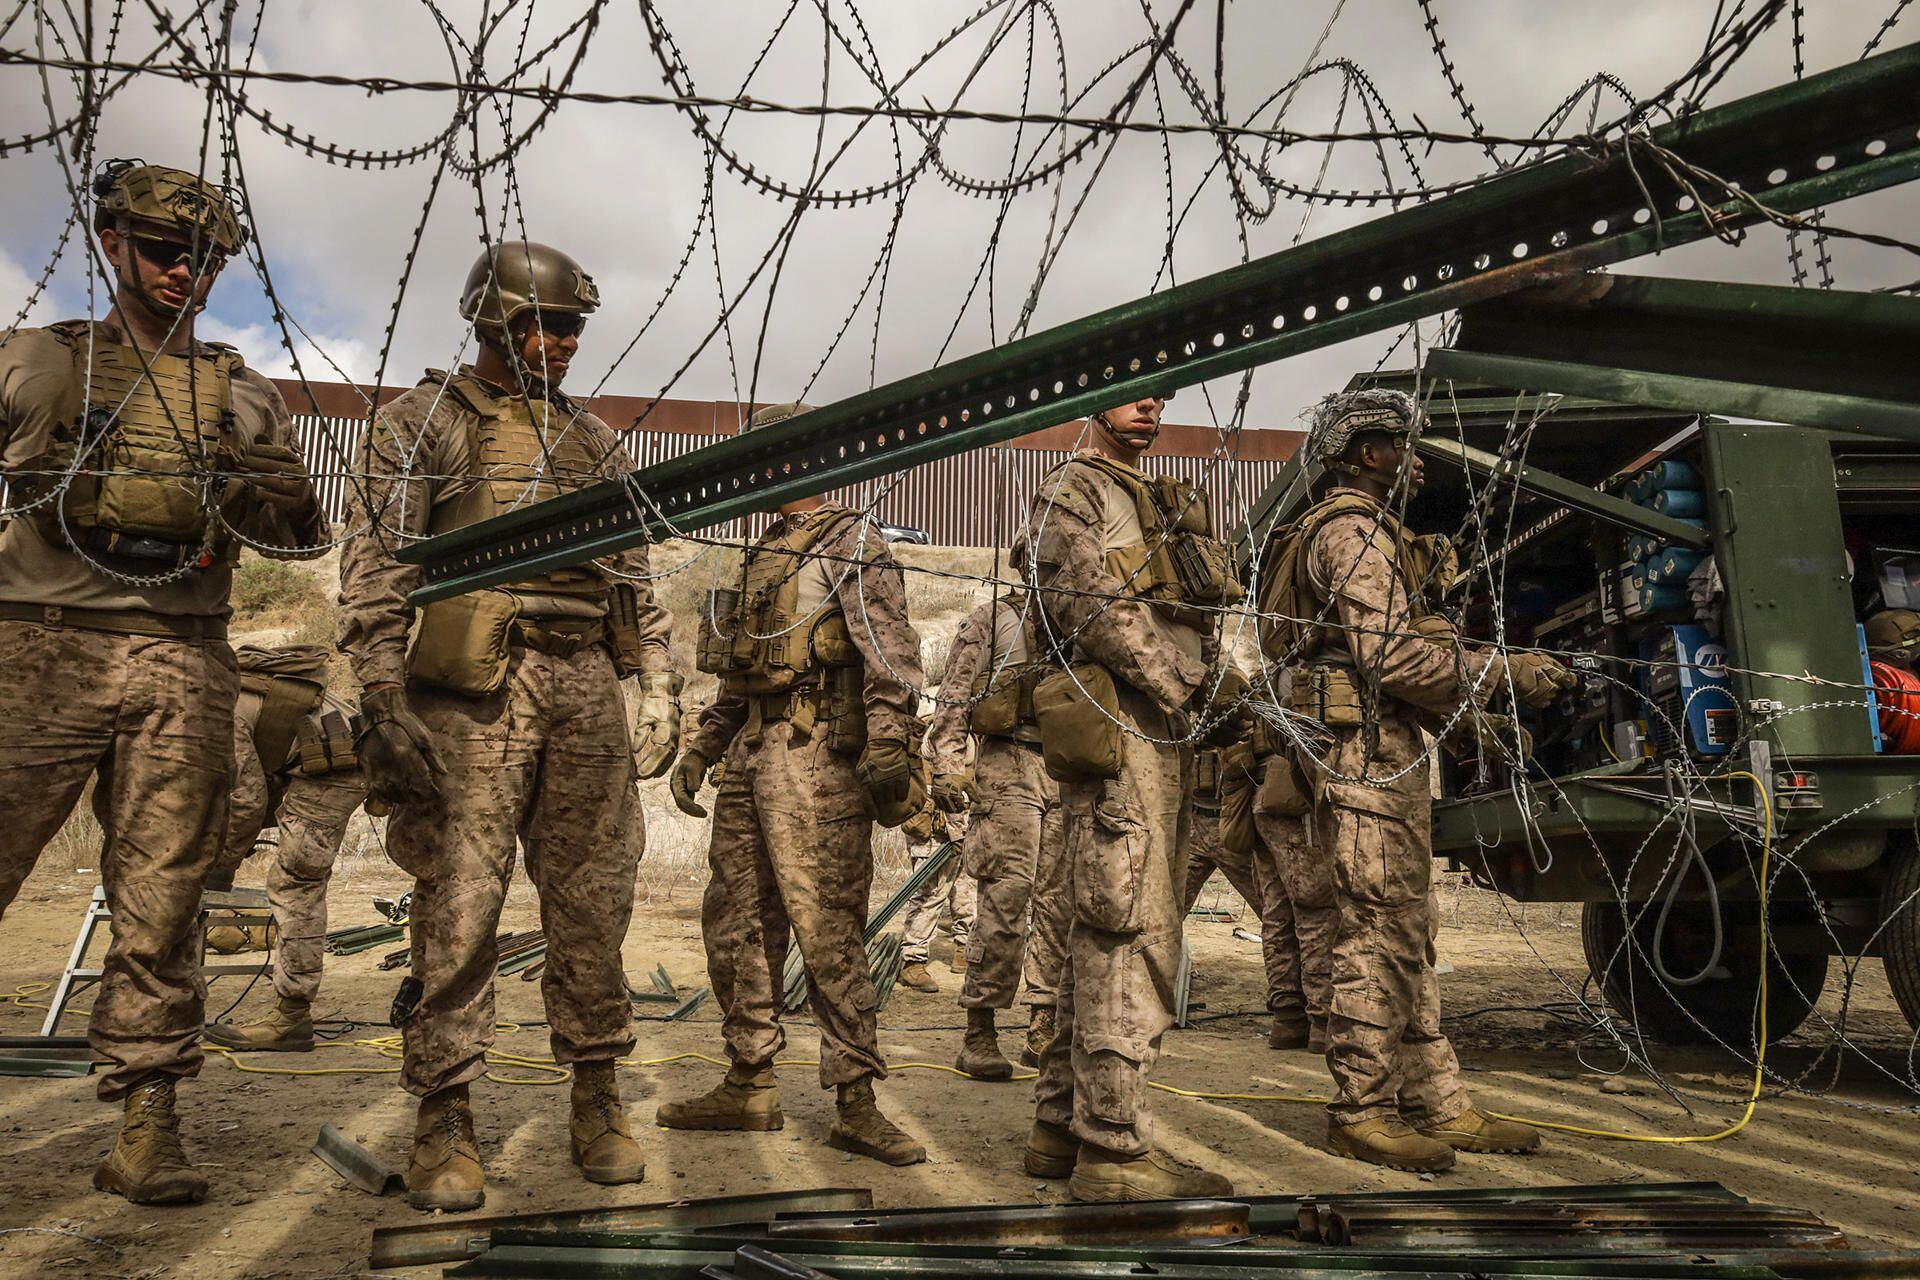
[364,1182,1918,1278]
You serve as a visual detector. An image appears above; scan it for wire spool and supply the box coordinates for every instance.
[1870,660,1920,753]
[1645,548,1708,585]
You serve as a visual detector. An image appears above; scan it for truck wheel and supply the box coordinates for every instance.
[1581,900,1827,1047]
[1880,835,1920,1030]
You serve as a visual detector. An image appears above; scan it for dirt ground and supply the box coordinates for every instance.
[3,847,1918,1279]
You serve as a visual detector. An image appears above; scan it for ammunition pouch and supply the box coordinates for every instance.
[407,589,520,696]
[510,616,607,660]
[820,665,869,754]
[1219,764,1256,856]
[1032,663,1123,783]
[1194,747,1222,801]
[695,587,744,675]
[1290,663,1367,729]
[294,708,361,777]
[972,662,1043,737]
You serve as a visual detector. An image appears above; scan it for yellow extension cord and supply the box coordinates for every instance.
[1,774,1772,1141]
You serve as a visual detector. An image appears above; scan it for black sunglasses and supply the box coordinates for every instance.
[130,233,227,274]
[522,309,587,339]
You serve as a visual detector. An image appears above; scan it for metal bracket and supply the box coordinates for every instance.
[405,42,1920,602]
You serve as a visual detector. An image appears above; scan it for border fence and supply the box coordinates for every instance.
[279,381,1301,549]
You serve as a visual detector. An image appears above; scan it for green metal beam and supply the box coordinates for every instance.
[1415,437,1710,549]
[406,41,1920,602]
[1426,275,1920,443]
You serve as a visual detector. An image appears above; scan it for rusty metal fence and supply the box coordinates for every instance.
[281,382,1299,548]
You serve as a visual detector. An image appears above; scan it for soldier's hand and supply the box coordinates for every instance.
[670,749,710,818]
[858,737,924,828]
[236,439,320,512]
[929,771,977,814]
[355,685,445,807]
[629,671,683,779]
[1194,665,1252,747]
[1507,651,1576,709]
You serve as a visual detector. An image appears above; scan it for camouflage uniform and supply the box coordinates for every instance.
[929,595,1069,1012]
[1301,487,1501,1129]
[216,675,365,1005]
[685,508,923,1087]
[0,318,326,1101]
[899,809,975,966]
[1024,453,1214,1160]
[337,369,672,1097]
[1181,751,1309,1025]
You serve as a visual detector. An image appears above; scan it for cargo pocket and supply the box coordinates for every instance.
[1071,779,1148,934]
[1329,809,1428,908]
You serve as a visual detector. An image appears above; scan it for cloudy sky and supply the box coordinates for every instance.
[2,0,1913,444]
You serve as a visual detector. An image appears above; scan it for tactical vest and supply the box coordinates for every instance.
[967,598,1047,736]
[1258,491,1424,664]
[425,374,611,609]
[20,321,242,566]
[696,507,863,694]
[1075,454,1243,626]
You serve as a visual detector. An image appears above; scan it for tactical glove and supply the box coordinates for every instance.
[628,672,684,779]
[1507,651,1576,709]
[858,737,925,829]
[236,439,320,512]
[670,750,710,819]
[355,685,445,807]
[929,771,977,814]
[1441,708,1533,761]
[1194,665,1252,748]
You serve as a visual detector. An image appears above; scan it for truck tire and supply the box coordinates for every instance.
[1581,900,1827,1048]
[1879,835,1920,1030]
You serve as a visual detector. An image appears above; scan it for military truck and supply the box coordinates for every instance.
[1246,274,1920,1047]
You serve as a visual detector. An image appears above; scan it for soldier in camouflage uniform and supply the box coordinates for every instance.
[338,242,680,1211]
[661,401,928,1166]
[1018,396,1247,1201]
[927,590,1069,1074]
[896,778,976,993]
[1181,726,1319,1050]
[202,644,367,1052]
[0,161,327,1204]
[1265,387,1569,1171]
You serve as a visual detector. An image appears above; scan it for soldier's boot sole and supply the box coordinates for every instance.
[827,1124,926,1167]
[1328,1123,1456,1173]
[1065,1154,1234,1203]
[1022,1121,1078,1179]
[202,1025,315,1053]
[955,1041,1014,1081]
[654,1103,785,1132]
[571,1138,646,1185]
[406,1183,486,1213]
[92,1160,207,1206]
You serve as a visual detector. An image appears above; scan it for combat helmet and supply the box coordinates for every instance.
[1866,609,1920,666]
[741,402,815,433]
[460,241,599,335]
[1308,387,1421,477]
[91,159,247,256]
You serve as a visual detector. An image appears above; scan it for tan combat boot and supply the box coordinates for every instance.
[204,996,314,1053]
[1418,1107,1542,1154]
[93,1078,208,1205]
[1021,1005,1056,1068]
[1328,1115,1455,1172]
[827,1077,924,1166]
[569,1061,644,1184]
[655,1064,784,1131]
[407,1083,485,1211]
[1067,1146,1234,1202]
[1267,1011,1310,1051]
[1021,1118,1077,1179]
[954,1008,1013,1080]
[898,961,939,993]
[1307,1018,1328,1055]
[949,948,968,976]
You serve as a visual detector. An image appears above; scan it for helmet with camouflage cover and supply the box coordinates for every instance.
[1866,608,1920,666]
[741,402,815,433]
[460,240,599,336]
[91,159,247,255]
[1307,387,1421,476]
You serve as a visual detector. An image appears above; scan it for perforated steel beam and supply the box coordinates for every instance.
[406,41,1920,602]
